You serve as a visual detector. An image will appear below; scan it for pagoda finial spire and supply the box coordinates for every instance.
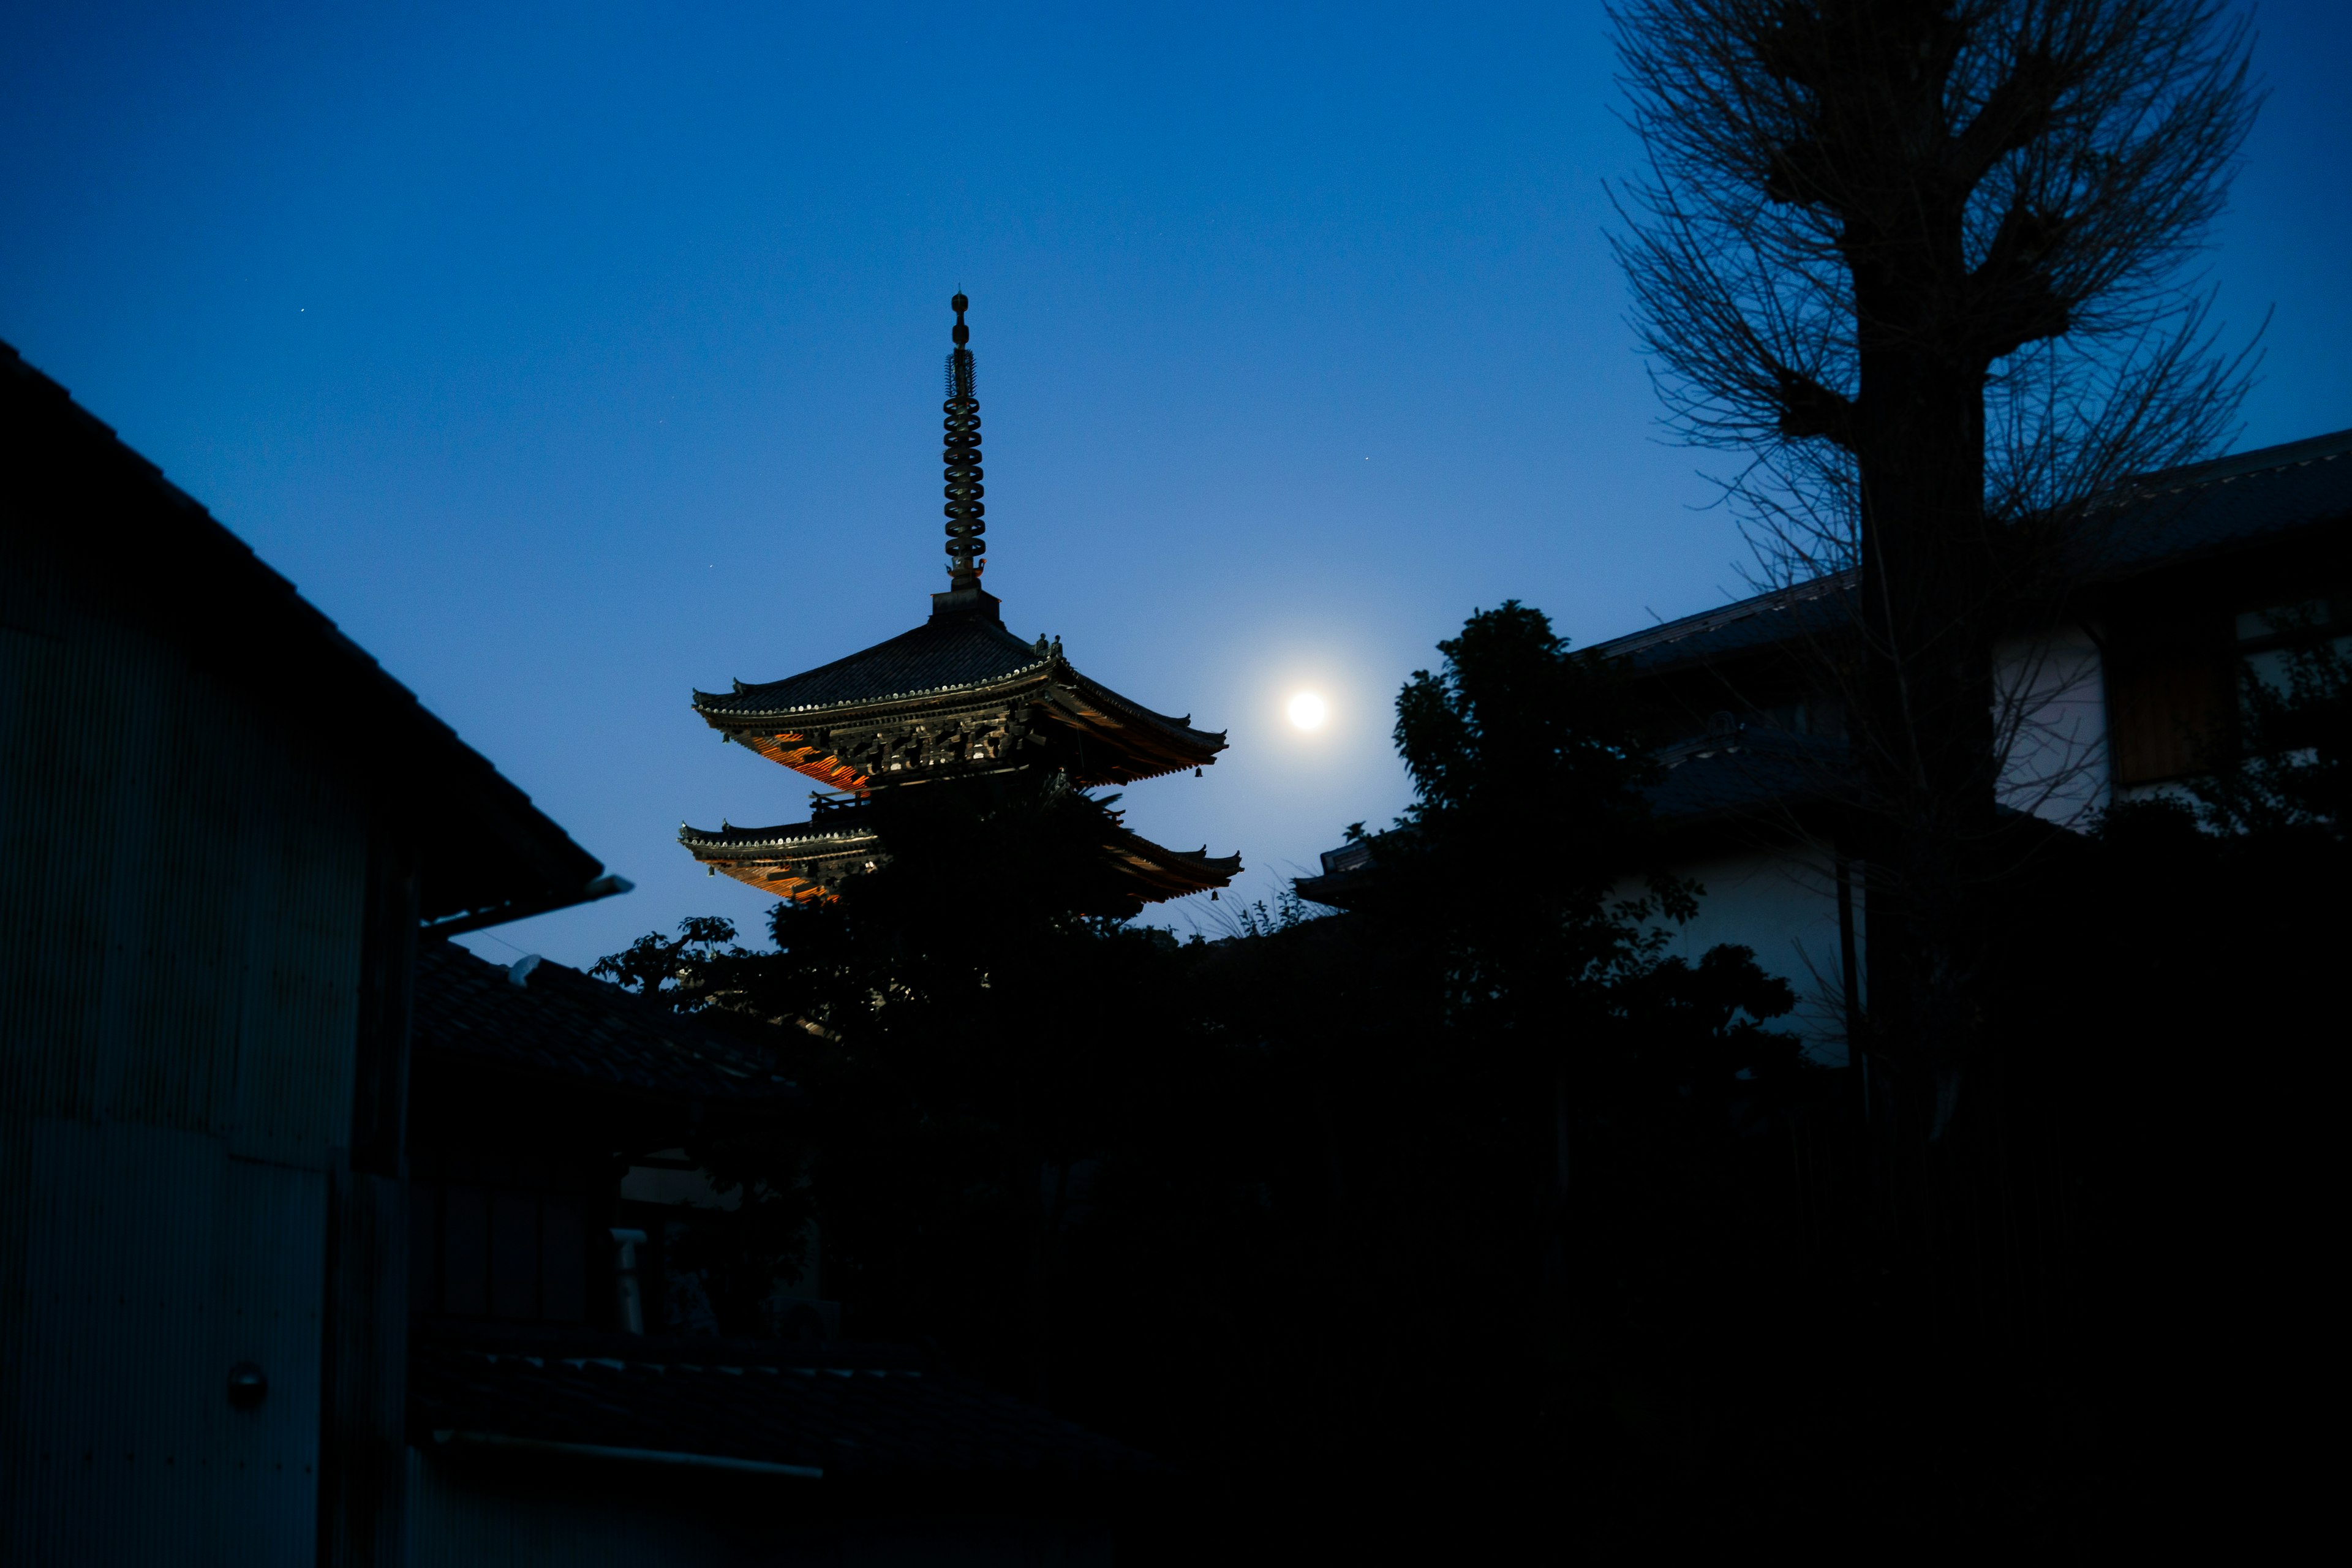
[941,293,984,590]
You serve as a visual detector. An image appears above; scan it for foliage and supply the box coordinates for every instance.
[1378,601,1700,1039]
[2194,611,2350,839]
[589,913,744,1003]
[1087,603,1810,1510]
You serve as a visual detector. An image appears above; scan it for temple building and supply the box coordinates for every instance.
[682,296,1238,905]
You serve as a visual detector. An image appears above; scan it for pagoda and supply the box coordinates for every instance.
[680,295,1239,907]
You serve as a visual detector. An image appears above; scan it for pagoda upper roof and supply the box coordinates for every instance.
[692,600,1228,788]
[696,609,1052,720]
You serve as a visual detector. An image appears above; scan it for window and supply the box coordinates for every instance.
[2108,649,2229,786]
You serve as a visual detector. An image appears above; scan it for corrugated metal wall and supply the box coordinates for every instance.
[2,540,366,1564]
[0,550,364,1147]
[0,1122,326,1565]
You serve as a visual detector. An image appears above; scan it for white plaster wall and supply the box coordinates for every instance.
[1616,847,1860,1065]
[1604,628,2107,1069]
[1993,625,2108,829]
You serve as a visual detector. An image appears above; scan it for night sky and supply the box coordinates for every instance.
[6,2,2347,968]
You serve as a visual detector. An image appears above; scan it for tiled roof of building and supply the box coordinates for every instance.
[689,613,1226,771]
[1,339,612,930]
[677,816,881,858]
[1648,728,1855,823]
[677,811,1240,907]
[2076,424,2352,576]
[1586,426,2352,673]
[410,1324,1166,1482]
[695,614,1056,718]
[413,939,795,1105]
[1588,572,1857,674]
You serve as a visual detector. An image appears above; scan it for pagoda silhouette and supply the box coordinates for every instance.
[680,295,1239,906]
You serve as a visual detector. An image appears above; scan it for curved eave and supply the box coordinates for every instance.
[678,820,1238,907]
[1056,668,1228,775]
[1291,870,1370,910]
[1107,831,1242,902]
[689,652,1058,725]
[680,820,883,905]
[693,668,1064,794]
[696,658,1227,790]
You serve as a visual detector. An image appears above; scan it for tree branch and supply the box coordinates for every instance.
[1951,47,2065,188]
[1774,365,1856,449]
[1966,200,2074,361]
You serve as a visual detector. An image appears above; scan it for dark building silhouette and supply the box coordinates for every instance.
[0,339,625,1564]
[402,941,1156,1564]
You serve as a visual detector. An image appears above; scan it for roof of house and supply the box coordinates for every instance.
[1588,572,1858,674]
[1586,426,2352,674]
[413,938,796,1106]
[1648,728,1856,822]
[1,339,615,931]
[2076,424,2352,577]
[410,1324,1167,1483]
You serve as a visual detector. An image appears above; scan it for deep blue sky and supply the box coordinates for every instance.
[6,2,2346,968]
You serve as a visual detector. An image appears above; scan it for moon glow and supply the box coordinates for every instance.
[1287,692,1328,729]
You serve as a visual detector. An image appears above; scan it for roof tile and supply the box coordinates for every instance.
[413,940,794,1104]
[695,616,1050,718]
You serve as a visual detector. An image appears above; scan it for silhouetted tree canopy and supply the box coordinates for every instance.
[597,601,1817,1543]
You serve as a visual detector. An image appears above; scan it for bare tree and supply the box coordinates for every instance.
[1609,1,2259,1140]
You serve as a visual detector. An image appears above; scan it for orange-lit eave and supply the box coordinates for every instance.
[709,859,840,905]
[745,733,870,795]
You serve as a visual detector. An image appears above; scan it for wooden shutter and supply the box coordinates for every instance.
[2108,649,2228,785]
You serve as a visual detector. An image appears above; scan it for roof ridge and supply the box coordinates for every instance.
[1588,568,1856,659]
[679,818,878,845]
[2103,426,2352,500]
[417,937,788,1091]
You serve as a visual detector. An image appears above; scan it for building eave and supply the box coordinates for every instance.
[1,338,616,930]
[680,815,1237,907]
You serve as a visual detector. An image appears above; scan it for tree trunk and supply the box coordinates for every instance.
[1853,300,2008,1326]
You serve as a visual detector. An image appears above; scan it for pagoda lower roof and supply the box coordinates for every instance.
[677,816,884,905]
[692,606,1226,788]
[680,813,1239,907]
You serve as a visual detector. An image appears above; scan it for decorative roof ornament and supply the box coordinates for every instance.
[943,293,984,591]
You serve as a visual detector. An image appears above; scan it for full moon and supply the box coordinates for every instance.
[1287,692,1327,729]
